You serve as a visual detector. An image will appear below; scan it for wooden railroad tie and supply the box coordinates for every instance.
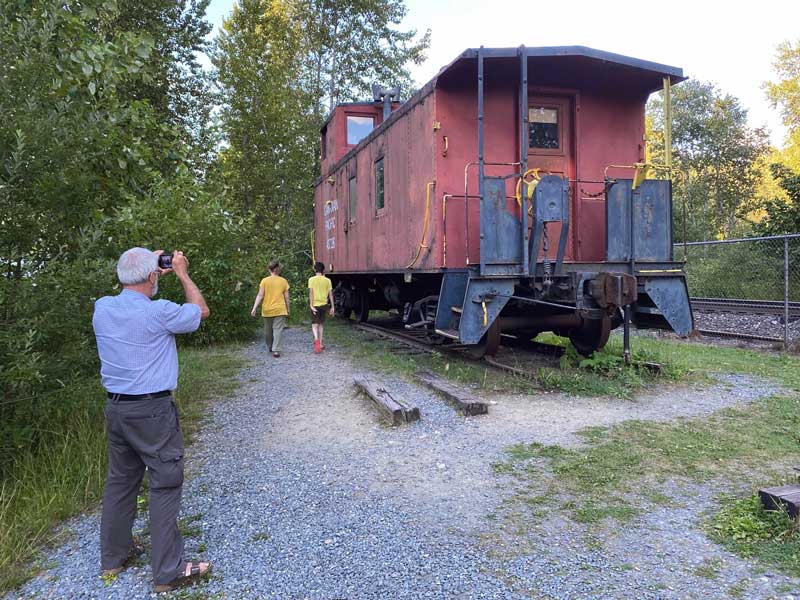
[415,371,488,417]
[758,484,800,519]
[352,376,421,426]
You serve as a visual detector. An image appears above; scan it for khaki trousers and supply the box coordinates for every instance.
[264,315,287,352]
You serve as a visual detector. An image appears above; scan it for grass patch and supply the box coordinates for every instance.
[500,391,800,522]
[494,339,800,572]
[178,513,205,539]
[325,317,691,398]
[250,532,270,542]
[708,494,800,577]
[692,557,723,579]
[0,345,244,594]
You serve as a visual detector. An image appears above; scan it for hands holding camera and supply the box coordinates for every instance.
[154,249,210,320]
[155,250,189,279]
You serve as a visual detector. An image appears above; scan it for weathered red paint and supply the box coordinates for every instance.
[315,49,671,274]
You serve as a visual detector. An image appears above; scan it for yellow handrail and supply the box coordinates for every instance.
[515,168,541,207]
[406,181,435,269]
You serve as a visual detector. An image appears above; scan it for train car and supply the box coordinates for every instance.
[313,46,694,356]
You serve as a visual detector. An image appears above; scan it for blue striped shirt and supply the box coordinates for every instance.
[92,289,202,394]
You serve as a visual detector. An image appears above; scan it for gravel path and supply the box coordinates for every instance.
[6,326,800,599]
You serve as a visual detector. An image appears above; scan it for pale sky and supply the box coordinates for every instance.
[205,0,799,147]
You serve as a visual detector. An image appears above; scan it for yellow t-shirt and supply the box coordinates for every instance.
[260,276,289,317]
[308,275,332,307]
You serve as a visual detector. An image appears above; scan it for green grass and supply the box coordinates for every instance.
[692,557,723,579]
[0,345,244,594]
[325,317,691,398]
[707,494,800,576]
[495,340,800,530]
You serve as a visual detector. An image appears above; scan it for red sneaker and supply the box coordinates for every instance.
[314,339,321,354]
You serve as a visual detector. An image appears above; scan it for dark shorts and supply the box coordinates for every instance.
[311,304,329,324]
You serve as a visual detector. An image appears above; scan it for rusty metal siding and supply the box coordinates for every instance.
[315,93,436,273]
[435,72,521,268]
[315,55,653,273]
[574,93,646,262]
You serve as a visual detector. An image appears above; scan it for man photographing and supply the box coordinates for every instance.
[92,247,211,592]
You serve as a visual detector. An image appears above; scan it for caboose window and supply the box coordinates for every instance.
[375,157,385,210]
[347,116,374,145]
[528,107,559,149]
[349,175,357,221]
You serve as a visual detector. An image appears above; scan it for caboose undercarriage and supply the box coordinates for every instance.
[331,262,693,358]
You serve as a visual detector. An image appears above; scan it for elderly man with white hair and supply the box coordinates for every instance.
[92,247,211,592]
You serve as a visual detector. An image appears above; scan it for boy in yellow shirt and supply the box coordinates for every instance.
[308,261,334,354]
[251,260,290,357]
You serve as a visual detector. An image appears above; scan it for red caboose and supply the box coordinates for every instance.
[314,46,694,355]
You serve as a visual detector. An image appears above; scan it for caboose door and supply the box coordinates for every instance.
[526,94,575,261]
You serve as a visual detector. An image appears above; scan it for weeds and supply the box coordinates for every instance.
[326,318,689,399]
[0,345,244,594]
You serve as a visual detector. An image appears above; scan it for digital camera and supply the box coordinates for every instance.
[158,254,173,269]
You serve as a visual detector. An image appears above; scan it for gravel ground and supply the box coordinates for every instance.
[694,310,800,344]
[6,326,800,599]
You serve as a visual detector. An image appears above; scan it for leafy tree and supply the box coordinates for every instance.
[765,40,800,135]
[0,0,164,271]
[755,164,800,236]
[100,0,218,169]
[764,39,800,173]
[211,0,430,306]
[648,80,770,240]
[298,0,430,116]
[0,1,252,466]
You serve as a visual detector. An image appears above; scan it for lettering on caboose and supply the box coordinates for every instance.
[324,199,338,250]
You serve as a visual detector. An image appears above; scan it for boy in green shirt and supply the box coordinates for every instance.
[308,261,334,354]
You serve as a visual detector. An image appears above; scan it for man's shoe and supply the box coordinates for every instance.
[101,543,144,577]
[314,339,321,354]
[154,561,212,593]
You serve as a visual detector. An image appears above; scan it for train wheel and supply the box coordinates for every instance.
[332,285,352,320]
[464,320,501,359]
[334,296,352,320]
[353,289,369,323]
[568,316,611,357]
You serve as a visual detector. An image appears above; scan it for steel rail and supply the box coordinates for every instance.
[350,322,545,379]
[697,329,784,343]
[691,297,800,317]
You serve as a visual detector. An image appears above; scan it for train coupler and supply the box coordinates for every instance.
[589,272,637,309]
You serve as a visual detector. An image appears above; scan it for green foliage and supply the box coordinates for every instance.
[298,0,431,115]
[765,39,800,135]
[0,1,254,473]
[755,164,800,236]
[708,494,800,576]
[211,0,430,315]
[648,79,769,240]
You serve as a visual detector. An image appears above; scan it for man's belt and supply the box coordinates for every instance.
[107,390,171,402]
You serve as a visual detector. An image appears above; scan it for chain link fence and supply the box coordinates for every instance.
[673,234,800,346]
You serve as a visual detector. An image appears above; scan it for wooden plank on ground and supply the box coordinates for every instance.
[415,371,488,416]
[353,376,420,426]
[759,484,800,519]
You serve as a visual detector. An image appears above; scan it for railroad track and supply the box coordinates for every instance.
[691,297,800,317]
[351,320,662,376]
[350,321,556,380]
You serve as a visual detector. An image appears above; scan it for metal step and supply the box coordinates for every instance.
[434,328,459,340]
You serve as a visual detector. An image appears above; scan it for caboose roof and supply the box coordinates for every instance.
[317,45,684,181]
[436,46,685,94]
